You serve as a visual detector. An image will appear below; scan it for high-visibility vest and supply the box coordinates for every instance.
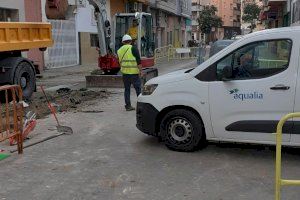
[128,26,145,40]
[117,44,139,75]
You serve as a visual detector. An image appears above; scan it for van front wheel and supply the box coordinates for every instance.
[160,109,206,152]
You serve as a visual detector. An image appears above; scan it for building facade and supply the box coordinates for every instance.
[260,0,290,28]
[291,0,300,25]
[0,1,25,22]
[211,0,241,40]
[0,0,192,69]
[191,0,210,43]
[241,0,264,34]
[149,0,192,48]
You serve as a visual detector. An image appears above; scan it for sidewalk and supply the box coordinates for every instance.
[38,59,198,89]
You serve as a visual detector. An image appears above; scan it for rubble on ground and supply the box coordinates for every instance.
[27,88,110,119]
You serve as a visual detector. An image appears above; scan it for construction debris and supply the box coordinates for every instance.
[27,88,110,119]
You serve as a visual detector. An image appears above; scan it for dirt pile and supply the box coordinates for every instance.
[27,88,110,119]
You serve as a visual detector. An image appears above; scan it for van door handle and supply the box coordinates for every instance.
[270,85,290,90]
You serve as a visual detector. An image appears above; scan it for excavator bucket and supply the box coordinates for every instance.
[45,0,69,20]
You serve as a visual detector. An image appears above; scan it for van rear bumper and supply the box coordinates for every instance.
[136,102,159,136]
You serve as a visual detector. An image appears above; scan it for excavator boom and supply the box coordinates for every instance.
[86,0,109,57]
[45,0,109,57]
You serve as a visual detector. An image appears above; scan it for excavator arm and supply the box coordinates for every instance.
[46,0,110,57]
[86,0,111,57]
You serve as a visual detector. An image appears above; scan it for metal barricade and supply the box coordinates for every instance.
[258,59,288,69]
[155,45,209,63]
[154,45,173,64]
[168,47,199,61]
[275,113,300,200]
[0,85,24,154]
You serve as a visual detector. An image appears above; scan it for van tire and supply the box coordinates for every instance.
[160,109,206,152]
[13,62,36,100]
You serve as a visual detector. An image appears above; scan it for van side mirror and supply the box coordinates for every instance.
[222,66,233,81]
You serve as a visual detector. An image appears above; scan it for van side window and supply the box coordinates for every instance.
[216,39,292,80]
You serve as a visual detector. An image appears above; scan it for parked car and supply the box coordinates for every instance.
[137,27,300,152]
[209,40,235,57]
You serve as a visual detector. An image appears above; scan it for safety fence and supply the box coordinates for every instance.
[168,47,200,61]
[275,113,300,200]
[154,45,209,64]
[154,45,173,64]
[259,59,288,69]
[0,85,23,154]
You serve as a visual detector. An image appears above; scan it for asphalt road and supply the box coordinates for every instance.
[1,60,300,200]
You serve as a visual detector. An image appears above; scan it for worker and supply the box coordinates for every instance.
[117,34,144,111]
[233,52,253,78]
[128,19,146,56]
[128,19,143,40]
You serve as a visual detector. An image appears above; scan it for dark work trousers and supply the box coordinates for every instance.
[122,74,141,108]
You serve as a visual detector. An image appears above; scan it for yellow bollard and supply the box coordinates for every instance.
[275,112,300,200]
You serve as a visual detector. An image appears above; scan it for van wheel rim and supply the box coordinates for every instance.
[168,117,192,143]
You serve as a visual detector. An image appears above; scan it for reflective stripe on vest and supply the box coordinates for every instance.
[117,44,139,74]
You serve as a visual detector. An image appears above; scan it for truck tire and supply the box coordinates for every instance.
[160,109,206,152]
[13,62,36,100]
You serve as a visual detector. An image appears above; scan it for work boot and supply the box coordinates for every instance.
[125,105,135,111]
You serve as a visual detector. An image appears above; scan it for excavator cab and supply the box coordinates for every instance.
[114,12,155,68]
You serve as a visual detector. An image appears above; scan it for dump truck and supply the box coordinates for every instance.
[0,22,53,99]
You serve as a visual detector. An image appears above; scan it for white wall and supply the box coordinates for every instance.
[0,0,25,21]
[40,0,80,67]
[76,1,111,33]
[41,0,47,22]
[76,4,97,33]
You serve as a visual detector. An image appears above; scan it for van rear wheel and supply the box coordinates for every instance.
[160,109,206,152]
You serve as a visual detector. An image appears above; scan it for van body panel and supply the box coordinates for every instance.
[137,27,300,147]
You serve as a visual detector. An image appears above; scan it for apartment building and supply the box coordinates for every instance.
[260,0,290,28]
[149,0,192,48]
[191,0,210,42]
[241,0,264,34]
[211,0,241,39]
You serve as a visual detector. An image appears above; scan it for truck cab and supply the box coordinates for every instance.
[137,27,300,152]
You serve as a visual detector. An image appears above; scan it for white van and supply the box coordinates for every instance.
[136,27,300,152]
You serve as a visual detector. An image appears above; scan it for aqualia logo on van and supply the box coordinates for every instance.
[229,89,263,101]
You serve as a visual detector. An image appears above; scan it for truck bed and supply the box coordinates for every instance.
[0,22,53,52]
